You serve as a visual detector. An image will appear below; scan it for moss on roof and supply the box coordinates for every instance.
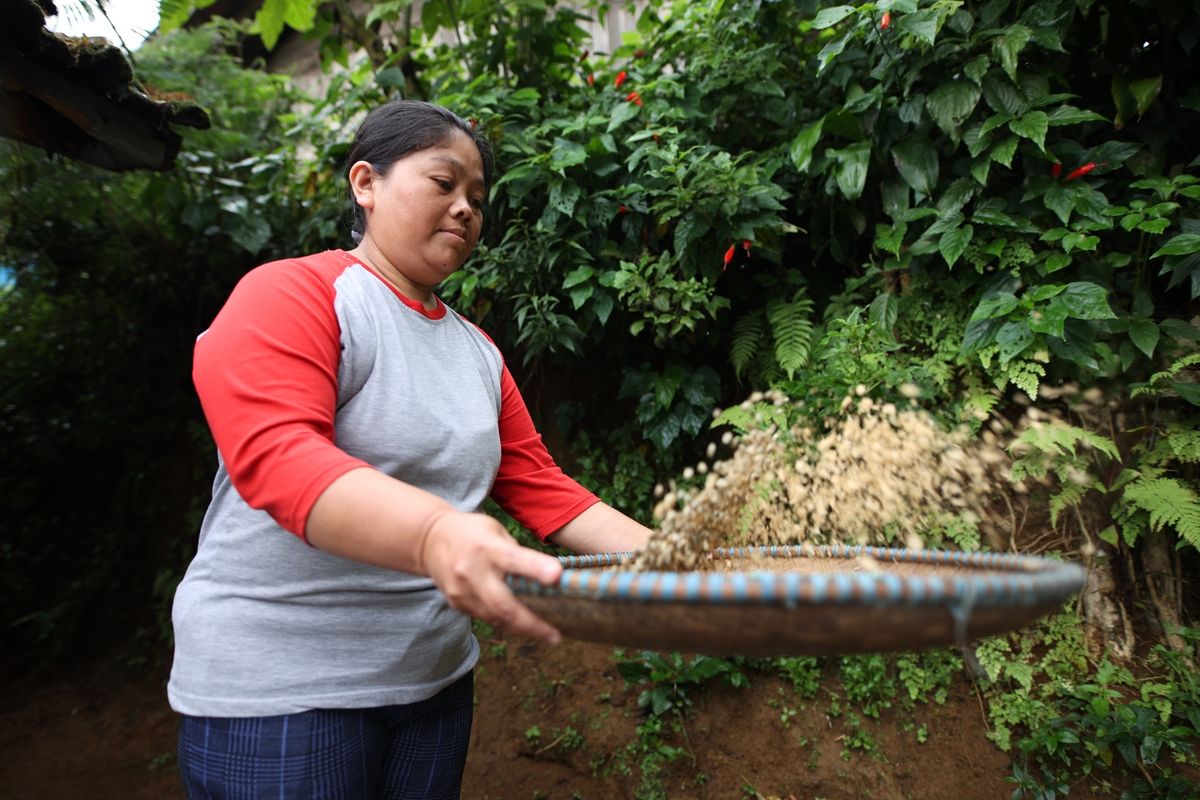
[0,0,210,171]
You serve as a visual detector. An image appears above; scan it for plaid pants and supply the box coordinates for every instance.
[177,672,473,800]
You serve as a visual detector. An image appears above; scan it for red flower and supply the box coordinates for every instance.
[742,239,752,255]
[880,11,892,29]
[614,70,628,89]
[1051,162,1062,178]
[626,90,643,106]
[723,244,736,269]
[587,73,595,87]
[1065,162,1097,181]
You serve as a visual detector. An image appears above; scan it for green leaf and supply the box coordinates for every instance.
[937,179,977,216]
[1042,252,1073,274]
[1008,111,1049,151]
[979,114,1011,137]
[254,0,318,50]
[1172,382,1200,406]
[376,67,406,89]
[789,118,825,173]
[1061,232,1100,252]
[891,138,939,196]
[829,143,871,200]
[1151,234,1200,259]
[230,215,271,254]
[940,225,974,269]
[983,73,1029,116]
[1046,105,1109,126]
[1059,282,1117,320]
[996,321,1034,364]
[970,156,991,185]
[926,81,981,141]
[895,9,941,46]
[1044,184,1074,225]
[812,5,857,28]
[970,292,1019,321]
[965,55,990,84]
[1129,319,1159,358]
[1130,76,1163,116]
[993,25,1033,83]
[817,34,850,74]
[881,178,910,219]
[1028,301,1069,337]
[963,124,991,158]
[607,101,641,132]
[870,292,900,332]
[990,136,1018,167]
[562,266,593,289]
[875,223,907,256]
[550,138,588,171]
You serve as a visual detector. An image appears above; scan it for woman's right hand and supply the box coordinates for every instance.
[422,510,564,643]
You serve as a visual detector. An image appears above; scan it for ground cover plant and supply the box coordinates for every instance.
[2,0,1198,796]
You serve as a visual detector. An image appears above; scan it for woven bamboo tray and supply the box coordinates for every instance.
[507,544,1086,656]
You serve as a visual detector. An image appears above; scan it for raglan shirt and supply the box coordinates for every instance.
[167,249,598,717]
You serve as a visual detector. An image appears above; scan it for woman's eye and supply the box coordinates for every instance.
[434,178,453,191]
[470,197,485,211]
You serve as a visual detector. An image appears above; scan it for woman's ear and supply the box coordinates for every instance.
[347,161,378,212]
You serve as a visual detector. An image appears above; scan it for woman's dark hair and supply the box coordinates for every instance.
[344,100,496,243]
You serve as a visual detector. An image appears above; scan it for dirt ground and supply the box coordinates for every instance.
[0,630,1017,800]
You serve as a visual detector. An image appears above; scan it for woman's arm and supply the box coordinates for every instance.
[548,501,653,554]
[306,467,564,643]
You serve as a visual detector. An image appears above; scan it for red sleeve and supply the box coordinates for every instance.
[193,257,370,539]
[490,364,600,540]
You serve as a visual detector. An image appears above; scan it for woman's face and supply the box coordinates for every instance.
[352,129,486,290]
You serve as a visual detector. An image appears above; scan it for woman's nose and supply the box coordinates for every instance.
[450,193,473,218]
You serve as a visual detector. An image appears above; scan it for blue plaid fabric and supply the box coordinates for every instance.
[177,672,473,800]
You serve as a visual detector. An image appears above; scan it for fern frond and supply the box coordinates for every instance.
[1165,422,1200,464]
[1049,480,1090,530]
[1009,421,1120,461]
[1006,361,1046,400]
[1146,352,1200,386]
[1122,476,1200,549]
[729,312,765,381]
[767,291,815,380]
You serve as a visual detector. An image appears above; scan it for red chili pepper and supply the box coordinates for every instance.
[618,204,628,214]
[587,73,595,87]
[614,71,628,89]
[1065,162,1097,181]
[1051,162,1062,178]
[626,91,643,106]
[880,11,891,29]
[723,244,736,269]
[742,239,752,255]
[652,133,661,145]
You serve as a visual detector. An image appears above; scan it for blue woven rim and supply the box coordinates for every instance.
[507,544,1086,609]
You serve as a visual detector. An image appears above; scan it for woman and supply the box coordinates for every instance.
[169,99,652,798]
